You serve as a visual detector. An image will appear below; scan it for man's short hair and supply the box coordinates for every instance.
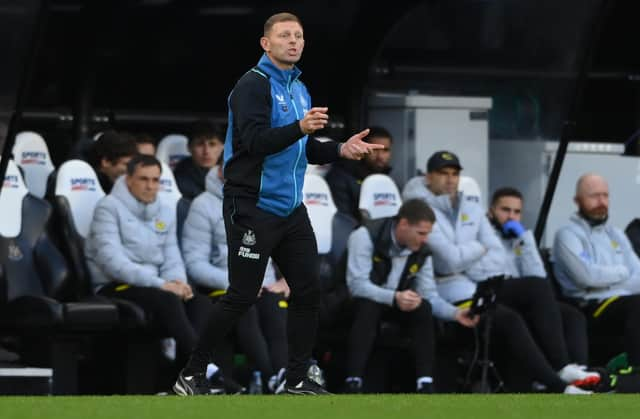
[126,154,162,176]
[490,187,523,206]
[264,12,302,36]
[364,126,393,144]
[89,129,137,167]
[188,119,222,146]
[134,132,156,146]
[397,199,436,225]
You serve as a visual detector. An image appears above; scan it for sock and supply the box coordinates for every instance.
[182,350,210,376]
[206,363,219,379]
[417,376,433,389]
[346,377,363,385]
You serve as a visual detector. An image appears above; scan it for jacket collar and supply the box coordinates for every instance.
[256,53,302,86]
[570,212,610,233]
[205,166,223,200]
[421,181,459,216]
[110,175,161,221]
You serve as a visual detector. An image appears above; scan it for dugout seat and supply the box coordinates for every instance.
[156,134,189,170]
[0,159,119,394]
[12,131,55,199]
[358,174,402,221]
[157,161,191,251]
[458,175,482,205]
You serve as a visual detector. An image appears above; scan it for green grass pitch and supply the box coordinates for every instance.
[1,394,637,419]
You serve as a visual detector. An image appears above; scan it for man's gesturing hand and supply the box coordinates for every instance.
[299,107,329,135]
[339,128,386,160]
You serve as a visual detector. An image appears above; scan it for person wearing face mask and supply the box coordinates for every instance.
[402,151,598,394]
[488,187,592,369]
[553,173,640,367]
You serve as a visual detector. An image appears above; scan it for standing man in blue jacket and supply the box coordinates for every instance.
[174,12,383,396]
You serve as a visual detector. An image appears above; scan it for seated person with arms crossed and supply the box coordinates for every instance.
[553,173,640,367]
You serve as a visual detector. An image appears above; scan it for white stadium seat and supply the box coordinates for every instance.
[156,134,190,170]
[358,173,402,220]
[12,131,55,198]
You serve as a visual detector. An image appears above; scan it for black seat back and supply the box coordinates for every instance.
[0,160,68,302]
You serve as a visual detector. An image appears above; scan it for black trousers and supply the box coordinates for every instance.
[486,304,567,392]
[346,298,435,380]
[497,277,571,370]
[579,294,640,365]
[212,290,288,378]
[98,284,212,365]
[190,197,320,383]
[558,302,589,365]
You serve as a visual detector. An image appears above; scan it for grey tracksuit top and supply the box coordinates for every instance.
[402,176,507,303]
[346,223,458,320]
[181,168,276,290]
[552,213,640,300]
[86,175,186,291]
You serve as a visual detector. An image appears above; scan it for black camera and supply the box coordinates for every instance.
[469,275,505,316]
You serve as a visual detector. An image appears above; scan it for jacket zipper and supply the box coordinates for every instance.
[288,75,303,213]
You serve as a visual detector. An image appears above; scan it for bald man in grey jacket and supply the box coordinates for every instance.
[553,173,640,366]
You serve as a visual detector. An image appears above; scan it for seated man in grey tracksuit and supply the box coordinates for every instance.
[487,186,591,367]
[85,154,219,389]
[344,199,478,394]
[553,173,640,366]
[182,164,289,392]
[402,150,597,393]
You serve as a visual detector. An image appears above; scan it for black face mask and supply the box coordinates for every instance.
[579,209,608,227]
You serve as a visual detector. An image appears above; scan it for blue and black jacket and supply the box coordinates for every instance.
[223,53,341,217]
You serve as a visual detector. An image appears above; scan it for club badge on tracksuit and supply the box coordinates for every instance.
[239,229,260,260]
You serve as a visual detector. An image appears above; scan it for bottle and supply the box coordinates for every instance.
[249,370,263,394]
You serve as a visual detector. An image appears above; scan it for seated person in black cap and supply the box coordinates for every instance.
[402,150,599,394]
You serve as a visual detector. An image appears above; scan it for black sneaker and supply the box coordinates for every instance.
[173,370,224,396]
[220,376,246,395]
[285,378,332,395]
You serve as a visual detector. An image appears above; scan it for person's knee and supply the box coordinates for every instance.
[526,277,554,298]
[493,306,526,333]
[152,289,187,318]
[354,297,382,313]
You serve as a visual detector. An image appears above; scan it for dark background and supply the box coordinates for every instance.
[3,0,640,163]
